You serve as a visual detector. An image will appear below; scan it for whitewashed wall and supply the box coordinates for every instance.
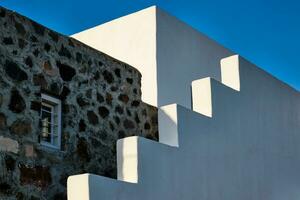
[72,7,158,106]
[72,6,233,108]
[68,55,300,200]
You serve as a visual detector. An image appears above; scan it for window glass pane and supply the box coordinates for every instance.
[53,132,58,146]
[41,105,53,143]
[53,107,58,125]
[40,94,61,149]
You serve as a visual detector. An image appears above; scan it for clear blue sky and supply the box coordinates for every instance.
[1,0,299,90]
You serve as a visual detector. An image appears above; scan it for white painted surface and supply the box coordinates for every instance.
[158,104,179,147]
[221,55,240,91]
[117,137,138,183]
[67,174,90,200]
[68,55,300,200]
[72,6,233,108]
[155,8,233,108]
[72,7,157,106]
[191,78,212,117]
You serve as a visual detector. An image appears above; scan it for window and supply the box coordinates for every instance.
[40,93,62,149]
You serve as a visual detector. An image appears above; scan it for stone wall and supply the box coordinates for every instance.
[0,7,158,200]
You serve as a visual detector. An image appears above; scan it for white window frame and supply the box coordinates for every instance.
[40,93,62,149]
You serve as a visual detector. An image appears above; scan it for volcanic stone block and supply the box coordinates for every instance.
[76,137,90,161]
[3,37,13,45]
[78,119,86,132]
[5,155,16,171]
[15,21,26,36]
[87,111,98,125]
[10,119,32,135]
[98,106,109,118]
[4,60,28,82]
[57,62,76,82]
[59,45,72,59]
[19,164,52,188]
[0,136,19,153]
[32,74,48,89]
[0,113,7,130]
[103,70,114,84]
[25,56,33,68]
[43,61,58,76]
[123,119,135,129]
[8,89,26,113]
[31,21,45,35]
[118,94,129,104]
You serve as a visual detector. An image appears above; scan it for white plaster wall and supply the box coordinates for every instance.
[155,8,233,108]
[72,7,158,105]
[72,6,234,108]
[68,55,300,200]
[70,6,300,200]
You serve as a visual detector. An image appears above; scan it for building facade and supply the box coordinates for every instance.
[1,5,300,200]
[70,6,300,200]
[0,7,157,199]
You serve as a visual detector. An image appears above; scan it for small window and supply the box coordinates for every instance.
[40,93,62,149]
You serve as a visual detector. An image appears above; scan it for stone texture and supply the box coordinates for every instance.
[79,119,86,132]
[0,113,6,130]
[15,21,26,36]
[43,60,58,76]
[123,119,135,129]
[44,42,51,52]
[60,86,71,100]
[0,8,6,17]
[57,61,76,81]
[0,6,158,200]
[0,136,19,153]
[118,94,129,103]
[76,137,90,161]
[19,164,52,188]
[33,73,48,89]
[115,105,124,114]
[77,95,90,107]
[8,89,26,113]
[87,110,98,125]
[24,144,37,158]
[97,93,104,103]
[18,38,27,48]
[0,183,12,195]
[4,60,28,82]
[98,106,110,118]
[106,93,113,105]
[48,31,59,42]
[59,45,72,59]
[103,70,114,83]
[144,122,151,130]
[31,20,45,35]
[25,56,33,68]
[5,155,16,171]
[3,37,13,45]
[131,100,140,107]
[10,119,32,135]
[30,101,41,112]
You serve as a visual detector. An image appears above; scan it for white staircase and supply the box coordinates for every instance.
[68,55,300,200]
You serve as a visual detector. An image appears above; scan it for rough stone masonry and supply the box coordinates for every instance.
[0,6,158,200]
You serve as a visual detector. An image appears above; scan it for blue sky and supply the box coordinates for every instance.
[1,0,299,90]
